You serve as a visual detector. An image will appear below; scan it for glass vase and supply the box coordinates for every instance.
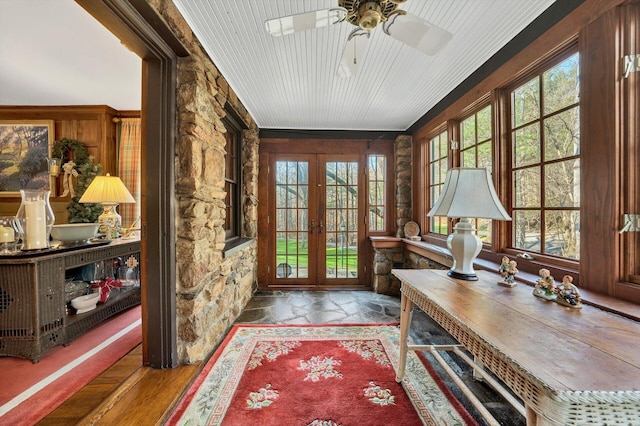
[0,216,19,254]
[16,189,55,250]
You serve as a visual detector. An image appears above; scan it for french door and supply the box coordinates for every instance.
[268,154,365,287]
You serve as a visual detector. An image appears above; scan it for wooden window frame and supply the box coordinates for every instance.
[413,2,640,303]
[419,50,583,279]
[426,128,450,236]
[223,110,243,241]
[620,3,640,286]
[365,141,395,237]
[366,154,389,233]
[502,47,580,270]
[459,103,494,244]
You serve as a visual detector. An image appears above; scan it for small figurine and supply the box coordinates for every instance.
[554,275,582,309]
[498,256,510,279]
[533,268,557,300]
[498,258,518,287]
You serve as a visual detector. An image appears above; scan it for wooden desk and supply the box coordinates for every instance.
[392,269,640,426]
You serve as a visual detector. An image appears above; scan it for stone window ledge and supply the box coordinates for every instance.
[369,236,402,248]
[403,239,453,267]
[223,237,255,257]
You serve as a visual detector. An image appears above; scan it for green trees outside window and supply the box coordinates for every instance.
[511,52,580,259]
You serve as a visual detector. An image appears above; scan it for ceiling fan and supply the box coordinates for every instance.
[264,0,453,78]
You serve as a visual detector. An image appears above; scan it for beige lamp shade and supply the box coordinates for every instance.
[79,173,135,240]
[79,173,135,204]
[428,168,511,220]
[427,168,511,281]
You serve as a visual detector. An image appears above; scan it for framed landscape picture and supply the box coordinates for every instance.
[0,120,55,196]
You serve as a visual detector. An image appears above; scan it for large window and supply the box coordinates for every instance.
[224,114,242,240]
[429,130,448,235]
[510,52,580,259]
[460,105,493,242]
[367,155,386,232]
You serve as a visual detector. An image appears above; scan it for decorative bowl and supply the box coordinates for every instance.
[71,291,100,314]
[50,223,99,243]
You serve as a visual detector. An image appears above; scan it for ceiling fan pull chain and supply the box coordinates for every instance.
[353,41,357,65]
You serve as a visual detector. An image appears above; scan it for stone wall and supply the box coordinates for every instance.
[405,251,449,270]
[371,246,404,294]
[147,0,259,364]
[394,135,412,237]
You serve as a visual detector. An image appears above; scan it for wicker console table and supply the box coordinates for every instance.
[392,269,640,425]
[0,239,141,363]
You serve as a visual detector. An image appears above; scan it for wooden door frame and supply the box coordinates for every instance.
[265,153,368,289]
[76,0,188,368]
[258,137,396,291]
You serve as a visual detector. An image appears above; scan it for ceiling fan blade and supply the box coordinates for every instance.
[382,12,452,56]
[337,28,371,78]
[265,7,347,37]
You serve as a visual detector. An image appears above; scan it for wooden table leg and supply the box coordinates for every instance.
[396,291,413,383]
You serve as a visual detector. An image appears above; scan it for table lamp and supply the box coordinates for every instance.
[427,168,511,280]
[79,173,135,240]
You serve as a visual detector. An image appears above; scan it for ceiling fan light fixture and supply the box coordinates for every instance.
[389,0,408,3]
[357,2,383,30]
[265,8,347,37]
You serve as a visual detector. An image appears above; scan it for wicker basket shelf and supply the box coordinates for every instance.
[0,239,140,363]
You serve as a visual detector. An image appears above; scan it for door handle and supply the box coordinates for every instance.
[309,220,315,234]
[318,219,324,234]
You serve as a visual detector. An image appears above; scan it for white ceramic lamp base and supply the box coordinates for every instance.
[446,218,482,281]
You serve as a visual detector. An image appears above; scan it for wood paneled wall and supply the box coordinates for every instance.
[0,105,126,223]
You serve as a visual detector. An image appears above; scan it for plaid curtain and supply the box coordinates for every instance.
[117,118,141,230]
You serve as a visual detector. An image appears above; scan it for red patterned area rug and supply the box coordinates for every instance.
[167,324,477,426]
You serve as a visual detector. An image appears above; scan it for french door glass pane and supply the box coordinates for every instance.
[275,161,309,278]
[325,161,358,279]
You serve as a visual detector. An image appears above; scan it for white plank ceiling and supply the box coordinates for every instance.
[0,0,557,132]
[173,0,557,131]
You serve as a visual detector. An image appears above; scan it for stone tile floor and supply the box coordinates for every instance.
[236,290,525,426]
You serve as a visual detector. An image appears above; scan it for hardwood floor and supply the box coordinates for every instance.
[38,345,201,425]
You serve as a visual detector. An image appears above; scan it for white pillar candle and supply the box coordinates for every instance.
[50,164,60,175]
[0,226,14,243]
[25,200,47,249]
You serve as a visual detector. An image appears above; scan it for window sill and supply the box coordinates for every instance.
[400,239,640,323]
[369,236,402,248]
[403,239,453,267]
[223,237,254,258]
